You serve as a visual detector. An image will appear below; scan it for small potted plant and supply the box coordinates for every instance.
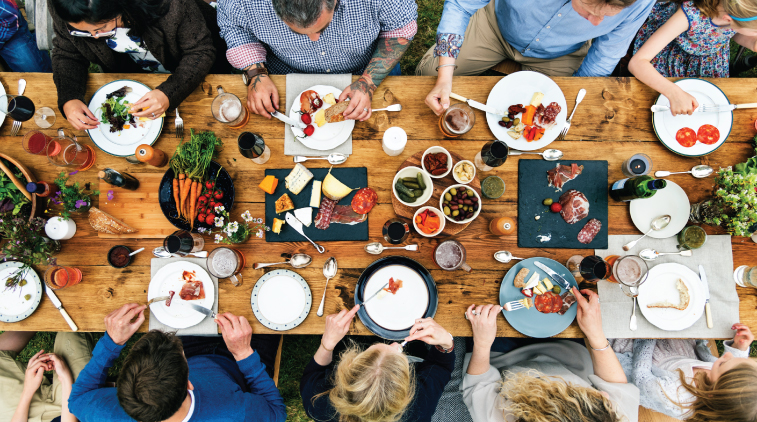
[49,171,99,220]
[203,207,267,244]
[0,215,60,290]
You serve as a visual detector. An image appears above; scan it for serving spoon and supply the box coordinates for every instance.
[508,148,563,161]
[364,242,419,255]
[317,257,338,317]
[655,165,713,179]
[493,251,526,263]
[623,215,671,251]
[371,104,402,112]
[253,253,312,269]
[639,248,693,261]
[293,153,347,165]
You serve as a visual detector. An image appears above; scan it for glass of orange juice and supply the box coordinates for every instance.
[44,265,82,290]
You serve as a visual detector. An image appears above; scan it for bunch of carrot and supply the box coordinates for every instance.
[169,129,223,229]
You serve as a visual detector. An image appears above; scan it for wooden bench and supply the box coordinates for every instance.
[22,0,54,51]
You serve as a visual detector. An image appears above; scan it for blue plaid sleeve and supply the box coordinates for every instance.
[377,0,418,40]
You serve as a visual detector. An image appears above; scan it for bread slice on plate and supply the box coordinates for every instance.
[89,207,137,234]
[513,268,530,288]
[647,278,690,311]
[324,100,350,123]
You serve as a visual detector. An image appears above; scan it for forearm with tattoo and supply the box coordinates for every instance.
[245,62,270,93]
[351,37,410,99]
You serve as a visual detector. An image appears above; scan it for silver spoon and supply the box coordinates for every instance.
[129,248,145,257]
[371,104,402,112]
[252,253,312,269]
[654,165,714,179]
[629,286,639,331]
[293,153,347,165]
[623,215,671,251]
[317,257,338,317]
[508,148,563,161]
[152,247,208,258]
[493,251,526,263]
[18,78,26,95]
[364,242,419,255]
[639,248,693,261]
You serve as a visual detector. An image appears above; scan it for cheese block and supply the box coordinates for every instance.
[542,279,554,291]
[530,92,544,107]
[272,218,285,234]
[294,207,312,227]
[323,93,336,105]
[322,167,353,201]
[275,193,295,214]
[285,163,314,195]
[537,280,547,294]
[314,108,326,127]
[524,273,540,289]
[310,180,322,207]
[533,285,545,295]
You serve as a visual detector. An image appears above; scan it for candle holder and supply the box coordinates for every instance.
[44,216,76,240]
[622,153,652,178]
[382,127,407,156]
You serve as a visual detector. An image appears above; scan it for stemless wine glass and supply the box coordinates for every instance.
[579,255,611,284]
[47,129,96,171]
[34,107,57,128]
[212,86,249,129]
[22,130,56,155]
[238,132,270,164]
[474,140,509,172]
[0,94,35,121]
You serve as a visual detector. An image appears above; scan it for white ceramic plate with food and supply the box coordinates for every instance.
[637,263,705,331]
[363,264,430,331]
[148,261,215,329]
[629,181,690,239]
[87,79,163,157]
[251,269,311,331]
[0,262,42,323]
[289,85,355,151]
[652,78,731,157]
[485,71,568,151]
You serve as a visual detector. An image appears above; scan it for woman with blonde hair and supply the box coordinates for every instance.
[301,305,455,422]
[612,323,757,420]
[463,288,640,422]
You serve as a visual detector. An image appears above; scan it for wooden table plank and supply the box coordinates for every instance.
[0,73,755,338]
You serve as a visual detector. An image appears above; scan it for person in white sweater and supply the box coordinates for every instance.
[612,323,757,420]
[461,287,640,422]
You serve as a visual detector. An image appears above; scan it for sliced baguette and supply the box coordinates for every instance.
[646,278,690,311]
[88,207,137,234]
[514,268,530,288]
[324,100,350,123]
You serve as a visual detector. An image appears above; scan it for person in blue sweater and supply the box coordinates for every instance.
[301,305,455,422]
[68,303,287,422]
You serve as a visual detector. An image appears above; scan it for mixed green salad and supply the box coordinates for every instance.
[99,86,136,133]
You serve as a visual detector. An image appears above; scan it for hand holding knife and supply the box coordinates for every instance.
[449,93,507,116]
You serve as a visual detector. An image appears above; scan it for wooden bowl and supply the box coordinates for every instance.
[0,153,40,221]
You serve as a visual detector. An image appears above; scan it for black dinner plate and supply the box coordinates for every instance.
[159,161,235,233]
[354,256,438,341]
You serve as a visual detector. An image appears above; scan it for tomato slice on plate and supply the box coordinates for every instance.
[697,124,720,145]
[675,127,697,148]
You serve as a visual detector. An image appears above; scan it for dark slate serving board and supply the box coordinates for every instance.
[517,159,608,249]
[265,167,368,242]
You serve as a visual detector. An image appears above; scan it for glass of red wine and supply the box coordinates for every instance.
[474,140,509,172]
[579,255,611,284]
[0,95,35,122]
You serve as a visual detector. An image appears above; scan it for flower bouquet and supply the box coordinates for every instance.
[0,215,59,290]
[50,171,99,220]
[201,206,267,244]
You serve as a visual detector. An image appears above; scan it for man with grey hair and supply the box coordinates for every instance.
[218,0,417,122]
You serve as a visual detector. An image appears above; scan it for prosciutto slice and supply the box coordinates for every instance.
[179,281,205,301]
[547,163,584,191]
[314,197,337,230]
[559,189,589,224]
[535,102,561,128]
[330,206,367,225]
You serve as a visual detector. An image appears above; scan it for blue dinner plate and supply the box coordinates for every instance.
[499,257,578,338]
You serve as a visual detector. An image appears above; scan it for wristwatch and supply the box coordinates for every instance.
[242,66,269,86]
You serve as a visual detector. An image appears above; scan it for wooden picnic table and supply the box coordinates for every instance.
[1,72,756,339]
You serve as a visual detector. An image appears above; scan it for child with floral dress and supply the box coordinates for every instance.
[629,0,757,115]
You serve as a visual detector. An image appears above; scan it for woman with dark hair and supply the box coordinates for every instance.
[48,0,230,130]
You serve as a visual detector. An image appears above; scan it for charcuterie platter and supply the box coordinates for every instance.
[391,150,482,236]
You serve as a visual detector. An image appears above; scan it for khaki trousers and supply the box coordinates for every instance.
[416,0,591,77]
[0,332,95,422]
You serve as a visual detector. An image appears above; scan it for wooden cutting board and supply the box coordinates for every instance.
[98,173,177,239]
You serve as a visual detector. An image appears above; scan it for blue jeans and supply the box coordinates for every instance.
[388,62,402,76]
[0,13,51,72]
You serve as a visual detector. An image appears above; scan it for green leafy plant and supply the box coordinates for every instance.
[703,166,757,237]
[0,216,59,291]
[0,158,30,216]
[202,207,267,244]
[50,172,99,220]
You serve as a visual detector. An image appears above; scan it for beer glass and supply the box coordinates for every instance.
[211,86,249,129]
[612,255,649,297]
[433,239,472,272]
[207,247,245,286]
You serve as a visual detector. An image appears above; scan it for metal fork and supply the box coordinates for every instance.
[174,107,184,139]
[11,79,26,136]
[556,88,586,142]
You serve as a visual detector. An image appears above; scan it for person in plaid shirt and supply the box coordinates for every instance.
[218,0,417,122]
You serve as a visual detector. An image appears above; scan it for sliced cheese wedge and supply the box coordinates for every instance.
[294,207,312,227]
[310,181,322,207]
[525,273,540,289]
[542,279,554,291]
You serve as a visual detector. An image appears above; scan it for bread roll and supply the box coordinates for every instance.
[88,207,137,234]
[324,100,350,123]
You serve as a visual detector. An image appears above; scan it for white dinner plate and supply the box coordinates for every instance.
[147,262,215,329]
[0,262,42,323]
[251,269,311,331]
[652,78,732,157]
[485,71,568,151]
[363,264,429,331]
[289,85,355,151]
[86,79,164,157]
[0,80,6,129]
[637,263,705,331]
[629,180,690,239]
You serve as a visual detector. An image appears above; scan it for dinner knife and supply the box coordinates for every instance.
[358,282,390,307]
[45,286,78,332]
[271,110,307,129]
[285,212,325,253]
[184,302,217,319]
[449,93,507,116]
[650,103,757,113]
[699,265,713,329]
[533,261,572,291]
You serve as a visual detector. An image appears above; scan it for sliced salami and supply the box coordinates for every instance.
[550,293,563,313]
[351,187,377,214]
[534,294,550,313]
[314,197,337,230]
[577,218,602,244]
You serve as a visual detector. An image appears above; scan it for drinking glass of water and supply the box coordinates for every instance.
[0,94,35,121]
[211,86,249,129]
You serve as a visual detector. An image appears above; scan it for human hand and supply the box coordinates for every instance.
[215,312,253,361]
[405,317,453,349]
[129,89,169,119]
[732,323,754,351]
[246,74,279,118]
[424,80,452,116]
[339,78,374,121]
[104,303,146,346]
[63,99,99,130]
[22,350,52,397]
[573,287,606,348]
[465,304,501,350]
[322,305,359,351]
[48,353,73,386]
[667,88,699,116]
